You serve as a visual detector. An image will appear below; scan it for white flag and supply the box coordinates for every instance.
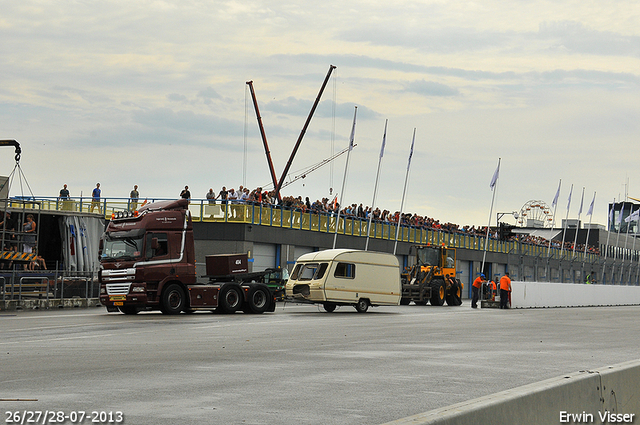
[489,162,500,190]
[625,208,640,223]
[578,189,584,215]
[586,193,595,216]
[617,204,624,225]
[379,120,387,159]
[407,128,415,171]
[608,201,614,223]
[551,180,561,208]
[348,106,357,151]
[566,185,573,212]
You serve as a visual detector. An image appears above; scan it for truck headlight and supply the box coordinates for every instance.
[132,286,146,293]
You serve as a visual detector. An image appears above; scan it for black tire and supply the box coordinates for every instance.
[218,284,243,313]
[323,302,337,312]
[453,280,463,306]
[246,285,271,314]
[400,297,411,305]
[430,279,445,306]
[354,298,369,313]
[118,306,139,315]
[160,283,186,315]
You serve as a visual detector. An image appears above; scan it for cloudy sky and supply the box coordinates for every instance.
[1,0,639,228]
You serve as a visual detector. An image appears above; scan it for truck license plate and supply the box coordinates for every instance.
[113,302,123,306]
[110,295,126,301]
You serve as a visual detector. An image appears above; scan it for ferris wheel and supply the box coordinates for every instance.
[517,200,554,228]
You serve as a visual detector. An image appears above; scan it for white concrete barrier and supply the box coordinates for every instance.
[381,359,640,425]
[510,281,640,308]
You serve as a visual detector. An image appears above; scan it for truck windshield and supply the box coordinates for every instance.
[102,234,144,261]
[416,247,440,266]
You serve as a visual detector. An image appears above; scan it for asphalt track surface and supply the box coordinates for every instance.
[2,303,640,425]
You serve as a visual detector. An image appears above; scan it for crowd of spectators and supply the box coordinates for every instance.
[206,185,602,254]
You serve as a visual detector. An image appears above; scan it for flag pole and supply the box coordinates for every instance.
[627,210,638,283]
[560,184,573,259]
[547,179,561,258]
[602,199,614,284]
[583,192,596,257]
[613,201,624,282]
[481,158,500,274]
[332,106,357,249]
[393,128,415,256]
[365,119,387,251]
[572,187,584,258]
[621,203,634,284]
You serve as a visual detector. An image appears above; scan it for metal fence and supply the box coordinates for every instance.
[505,244,639,285]
[11,196,603,262]
[1,269,97,308]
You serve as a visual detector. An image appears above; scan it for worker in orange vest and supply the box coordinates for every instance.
[471,273,485,308]
[489,279,497,301]
[499,272,512,309]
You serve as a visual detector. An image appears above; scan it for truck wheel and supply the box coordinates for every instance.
[323,302,337,312]
[355,298,369,313]
[160,283,186,315]
[219,284,243,313]
[246,285,270,314]
[118,306,139,315]
[430,280,445,306]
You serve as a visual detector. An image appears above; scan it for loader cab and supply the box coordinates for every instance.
[415,246,440,267]
[413,245,456,277]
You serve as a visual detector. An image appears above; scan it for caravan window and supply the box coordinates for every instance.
[334,262,355,279]
[291,262,329,281]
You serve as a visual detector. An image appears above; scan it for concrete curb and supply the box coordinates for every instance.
[381,359,640,425]
[1,298,102,311]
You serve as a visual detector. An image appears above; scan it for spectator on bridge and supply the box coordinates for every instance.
[90,183,101,213]
[228,188,238,203]
[206,188,215,204]
[58,184,70,200]
[129,185,139,210]
[240,188,250,203]
[216,186,228,204]
[180,185,191,200]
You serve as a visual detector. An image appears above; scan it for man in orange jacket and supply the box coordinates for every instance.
[471,273,485,308]
[499,272,512,309]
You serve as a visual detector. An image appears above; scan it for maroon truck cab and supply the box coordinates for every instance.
[99,199,197,314]
[99,198,275,315]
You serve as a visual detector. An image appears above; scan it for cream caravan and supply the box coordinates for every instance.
[286,249,401,313]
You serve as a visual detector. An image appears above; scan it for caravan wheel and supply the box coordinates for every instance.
[355,298,369,313]
[323,302,337,312]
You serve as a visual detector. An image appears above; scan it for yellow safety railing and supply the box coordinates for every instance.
[7,197,600,262]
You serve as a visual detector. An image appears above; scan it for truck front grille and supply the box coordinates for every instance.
[106,283,132,295]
